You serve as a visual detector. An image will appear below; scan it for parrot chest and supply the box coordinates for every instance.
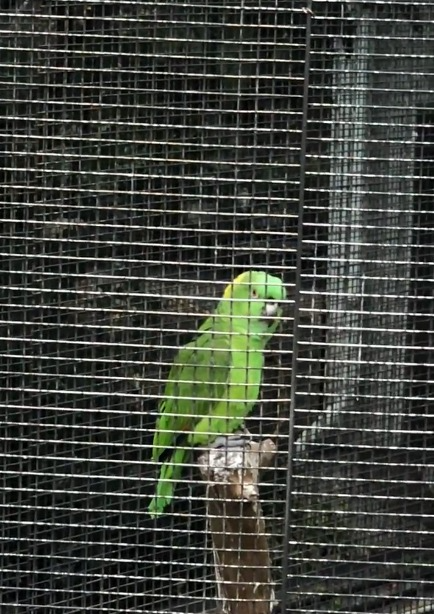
[229,348,264,404]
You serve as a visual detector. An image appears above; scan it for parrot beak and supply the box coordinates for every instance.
[263,302,280,318]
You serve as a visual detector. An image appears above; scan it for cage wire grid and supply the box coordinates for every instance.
[0,0,433,612]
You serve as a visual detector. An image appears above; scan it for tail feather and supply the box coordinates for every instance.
[148,447,188,517]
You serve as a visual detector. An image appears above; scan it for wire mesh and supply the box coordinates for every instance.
[0,0,433,613]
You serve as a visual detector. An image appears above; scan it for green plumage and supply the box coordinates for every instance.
[148,270,286,516]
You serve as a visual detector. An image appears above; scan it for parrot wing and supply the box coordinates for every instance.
[151,327,231,463]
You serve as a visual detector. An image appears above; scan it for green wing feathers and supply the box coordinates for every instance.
[150,333,231,461]
[148,333,231,516]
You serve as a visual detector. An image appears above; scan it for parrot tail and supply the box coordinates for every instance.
[148,446,189,517]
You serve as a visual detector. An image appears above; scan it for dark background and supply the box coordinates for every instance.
[1,1,433,612]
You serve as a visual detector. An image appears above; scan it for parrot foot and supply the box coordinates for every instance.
[211,432,251,450]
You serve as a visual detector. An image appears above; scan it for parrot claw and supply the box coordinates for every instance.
[211,433,251,450]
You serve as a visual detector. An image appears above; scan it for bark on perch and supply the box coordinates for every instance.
[198,438,277,614]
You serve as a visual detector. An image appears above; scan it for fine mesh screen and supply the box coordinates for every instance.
[1,0,433,613]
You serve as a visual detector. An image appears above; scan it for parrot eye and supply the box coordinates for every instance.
[251,289,258,298]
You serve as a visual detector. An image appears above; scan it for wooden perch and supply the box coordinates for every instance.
[198,437,277,614]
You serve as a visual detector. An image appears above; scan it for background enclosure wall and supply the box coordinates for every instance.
[1,1,433,612]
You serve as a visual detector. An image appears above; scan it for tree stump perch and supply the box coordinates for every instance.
[198,438,277,614]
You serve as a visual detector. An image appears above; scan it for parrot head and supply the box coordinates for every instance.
[218,270,286,334]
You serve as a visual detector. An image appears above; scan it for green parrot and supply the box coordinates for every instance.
[148,270,286,516]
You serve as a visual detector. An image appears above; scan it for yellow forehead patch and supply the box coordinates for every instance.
[223,272,252,299]
[223,283,233,299]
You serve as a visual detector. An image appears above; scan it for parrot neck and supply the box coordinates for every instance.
[204,315,271,349]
